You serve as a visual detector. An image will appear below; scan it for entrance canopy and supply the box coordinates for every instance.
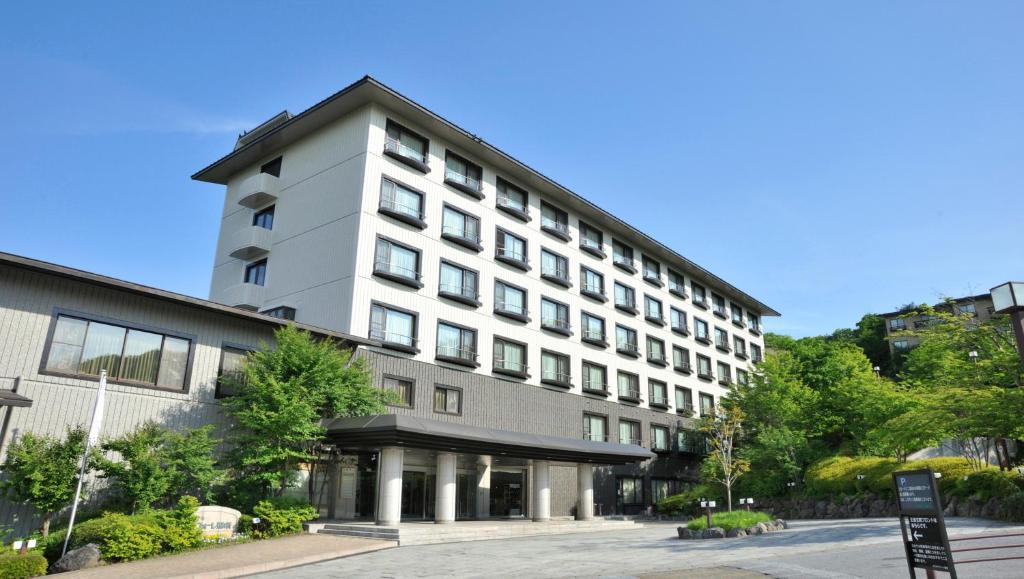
[324,414,655,465]
[0,390,32,407]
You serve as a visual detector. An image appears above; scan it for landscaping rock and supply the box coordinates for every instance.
[775,519,788,529]
[677,527,698,540]
[727,528,747,538]
[755,522,770,534]
[944,496,959,517]
[747,525,763,535]
[702,527,726,539]
[52,543,101,573]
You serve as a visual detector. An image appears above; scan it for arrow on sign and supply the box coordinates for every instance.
[912,530,923,541]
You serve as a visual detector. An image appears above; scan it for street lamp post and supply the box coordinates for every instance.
[990,282,1024,364]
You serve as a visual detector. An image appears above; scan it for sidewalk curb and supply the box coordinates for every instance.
[161,541,397,579]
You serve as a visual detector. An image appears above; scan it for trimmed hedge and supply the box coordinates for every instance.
[804,456,1021,500]
[0,551,47,579]
[686,510,773,532]
[250,498,318,539]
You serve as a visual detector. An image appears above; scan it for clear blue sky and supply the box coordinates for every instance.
[2,1,1021,337]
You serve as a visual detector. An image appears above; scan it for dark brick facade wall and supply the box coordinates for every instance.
[360,350,702,515]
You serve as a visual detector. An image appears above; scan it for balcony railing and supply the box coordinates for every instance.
[649,393,669,406]
[621,436,643,446]
[496,195,527,214]
[369,327,416,348]
[439,282,478,301]
[445,168,482,192]
[582,328,605,342]
[373,260,421,282]
[541,317,571,332]
[613,254,634,269]
[618,388,641,401]
[676,402,695,414]
[384,137,428,164]
[674,361,692,373]
[615,299,636,310]
[541,266,570,284]
[442,225,480,244]
[494,357,527,373]
[583,378,608,392]
[581,282,603,296]
[714,305,728,317]
[379,196,424,220]
[541,217,570,236]
[496,246,527,263]
[617,341,639,355]
[437,345,478,363]
[495,300,526,316]
[583,431,608,442]
[580,237,602,251]
[648,351,667,364]
[542,369,572,384]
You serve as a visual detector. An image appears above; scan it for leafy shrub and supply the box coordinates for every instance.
[0,551,47,579]
[686,510,773,532]
[805,455,992,499]
[655,484,721,516]
[1001,492,1024,523]
[953,471,1023,501]
[156,496,202,552]
[70,513,162,562]
[251,498,318,538]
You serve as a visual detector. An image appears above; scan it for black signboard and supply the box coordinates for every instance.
[893,469,957,579]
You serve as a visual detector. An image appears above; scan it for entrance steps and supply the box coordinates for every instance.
[307,518,645,546]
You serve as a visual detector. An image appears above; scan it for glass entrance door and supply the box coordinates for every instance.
[401,470,435,520]
[490,470,525,517]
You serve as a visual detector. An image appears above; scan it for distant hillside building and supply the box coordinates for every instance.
[881,293,995,356]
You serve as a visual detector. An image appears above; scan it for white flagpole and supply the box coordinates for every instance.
[62,369,107,557]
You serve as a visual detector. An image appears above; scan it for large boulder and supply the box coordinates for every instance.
[726,528,747,538]
[52,543,101,573]
[774,519,788,529]
[677,527,698,540]
[702,527,726,539]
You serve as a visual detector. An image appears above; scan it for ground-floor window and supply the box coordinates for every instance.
[651,478,684,503]
[617,476,644,508]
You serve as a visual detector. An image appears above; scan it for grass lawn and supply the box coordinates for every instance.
[686,510,773,532]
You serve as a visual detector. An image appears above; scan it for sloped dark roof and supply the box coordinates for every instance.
[0,390,32,408]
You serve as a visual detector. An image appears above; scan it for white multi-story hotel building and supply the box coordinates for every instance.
[194,76,778,522]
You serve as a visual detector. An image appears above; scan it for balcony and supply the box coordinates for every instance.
[496,195,530,222]
[618,389,641,403]
[613,255,636,274]
[495,247,530,272]
[435,345,479,368]
[369,327,418,354]
[583,432,608,442]
[581,329,608,348]
[643,273,663,288]
[493,358,529,379]
[713,306,728,320]
[444,169,484,199]
[671,324,690,337]
[540,268,572,289]
[735,350,748,361]
[645,314,666,327]
[541,219,571,242]
[541,369,572,388]
[695,334,712,346]
[674,362,693,374]
[580,283,607,303]
[383,137,430,173]
[676,402,695,416]
[649,394,670,410]
[372,259,423,289]
[221,282,265,311]
[579,238,606,259]
[378,196,426,230]
[227,225,273,260]
[719,376,732,386]
[669,285,688,300]
[621,436,643,446]
[614,301,638,316]
[693,299,709,311]
[582,380,609,396]
[617,342,640,358]
[438,282,480,307]
[441,226,483,252]
[647,352,668,367]
[716,341,732,353]
[541,317,572,337]
[494,301,530,323]
[234,173,280,209]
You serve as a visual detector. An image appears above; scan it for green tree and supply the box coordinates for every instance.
[0,427,87,536]
[700,405,749,511]
[95,422,174,513]
[221,326,396,504]
[164,425,222,502]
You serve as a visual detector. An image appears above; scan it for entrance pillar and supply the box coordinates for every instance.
[532,460,551,522]
[434,452,457,524]
[475,456,492,519]
[576,463,594,521]
[376,447,404,526]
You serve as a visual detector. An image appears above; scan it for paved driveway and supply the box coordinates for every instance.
[257,518,1024,578]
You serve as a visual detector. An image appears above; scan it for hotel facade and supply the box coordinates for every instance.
[194,77,779,523]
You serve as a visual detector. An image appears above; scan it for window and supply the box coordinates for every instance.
[494,280,528,320]
[645,295,664,324]
[699,393,715,416]
[647,336,667,365]
[369,303,417,350]
[678,429,699,453]
[383,376,414,407]
[541,350,571,386]
[751,343,763,363]
[652,479,682,503]
[436,322,478,366]
[373,237,421,287]
[582,361,608,393]
[749,313,761,333]
[540,249,570,286]
[253,205,275,230]
[670,308,689,334]
[384,120,429,168]
[580,267,605,299]
[616,325,639,356]
[260,306,295,320]
[717,361,732,385]
[617,371,640,401]
[649,380,669,408]
[434,385,462,415]
[581,312,606,344]
[736,368,750,386]
[889,318,906,331]
[651,425,670,451]
[614,282,636,312]
[612,240,635,271]
[642,257,662,284]
[44,314,191,391]
[714,327,730,351]
[493,337,528,376]
[579,222,604,256]
[540,298,571,334]
[958,303,977,316]
[496,177,528,218]
[441,205,481,249]
[496,228,528,268]
[260,156,282,177]
[244,259,267,286]
[444,150,483,197]
[734,336,747,358]
[673,346,691,372]
[216,346,250,398]
[675,386,694,414]
[583,413,607,442]
[668,271,687,297]
[540,202,570,239]
[731,304,744,326]
[692,282,707,307]
[619,419,642,446]
[712,293,727,318]
[696,354,713,379]
[378,178,425,226]
[893,339,910,350]
[619,477,644,505]
[694,318,710,342]
[438,261,479,304]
